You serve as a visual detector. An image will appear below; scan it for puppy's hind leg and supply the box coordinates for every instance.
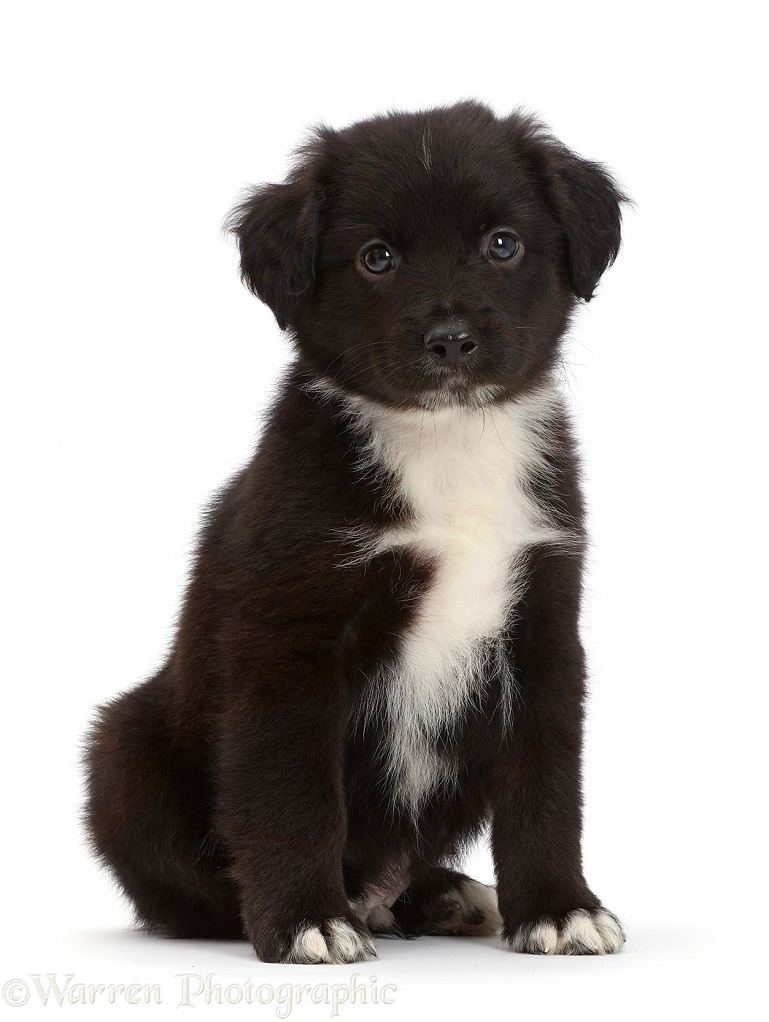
[390,866,502,937]
[82,667,243,939]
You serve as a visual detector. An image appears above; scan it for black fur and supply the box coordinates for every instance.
[83,100,627,962]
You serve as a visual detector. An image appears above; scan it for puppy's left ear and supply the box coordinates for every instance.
[225,159,323,330]
[512,117,629,301]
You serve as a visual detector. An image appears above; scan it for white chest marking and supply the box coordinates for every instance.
[329,381,574,813]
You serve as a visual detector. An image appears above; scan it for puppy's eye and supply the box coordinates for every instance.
[488,232,520,261]
[361,244,395,274]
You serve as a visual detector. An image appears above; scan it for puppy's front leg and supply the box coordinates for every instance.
[214,580,375,964]
[491,549,625,955]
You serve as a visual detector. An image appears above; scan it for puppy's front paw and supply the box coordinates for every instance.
[258,917,377,965]
[508,908,625,955]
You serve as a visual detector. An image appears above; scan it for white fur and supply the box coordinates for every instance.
[287,919,377,964]
[511,909,625,955]
[309,376,576,812]
[513,919,559,954]
[437,879,502,935]
[289,925,331,963]
[581,909,625,953]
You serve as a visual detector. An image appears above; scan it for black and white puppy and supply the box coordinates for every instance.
[84,100,627,963]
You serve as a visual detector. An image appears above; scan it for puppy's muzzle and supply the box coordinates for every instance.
[424,319,478,365]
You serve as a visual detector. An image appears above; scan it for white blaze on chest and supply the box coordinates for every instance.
[344,383,571,813]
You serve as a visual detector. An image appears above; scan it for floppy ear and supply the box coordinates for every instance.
[512,117,628,301]
[226,172,321,329]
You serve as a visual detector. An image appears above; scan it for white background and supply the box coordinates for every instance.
[2,1,767,1018]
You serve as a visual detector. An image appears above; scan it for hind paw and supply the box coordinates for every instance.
[432,879,502,936]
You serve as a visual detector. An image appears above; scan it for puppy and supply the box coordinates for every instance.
[84,100,627,963]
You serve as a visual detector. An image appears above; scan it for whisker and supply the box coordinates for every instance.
[489,406,511,454]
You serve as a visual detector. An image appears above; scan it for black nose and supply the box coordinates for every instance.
[424,322,479,365]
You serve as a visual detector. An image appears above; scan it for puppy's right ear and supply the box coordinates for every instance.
[225,171,322,330]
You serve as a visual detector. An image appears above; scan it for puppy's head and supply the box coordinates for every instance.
[227,101,627,408]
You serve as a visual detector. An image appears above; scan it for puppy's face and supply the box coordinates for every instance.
[229,102,625,408]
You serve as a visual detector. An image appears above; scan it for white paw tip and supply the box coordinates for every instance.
[289,925,332,963]
[586,909,625,954]
[287,919,377,965]
[511,919,559,954]
[560,908,606,953]
[510,908,625,956]
[327,919,377,962]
